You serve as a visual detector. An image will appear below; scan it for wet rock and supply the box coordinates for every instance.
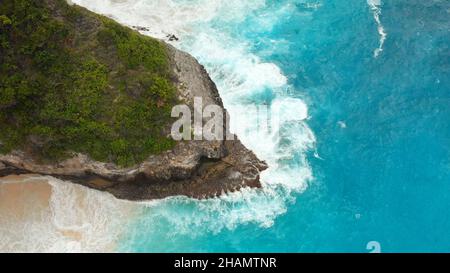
[167,34,179,41]
[132,25,150,32]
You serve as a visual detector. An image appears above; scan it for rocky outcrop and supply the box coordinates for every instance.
[0,42,267,201]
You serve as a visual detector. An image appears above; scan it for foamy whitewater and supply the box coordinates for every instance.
[367,0,387,58]
[2,0,449,252]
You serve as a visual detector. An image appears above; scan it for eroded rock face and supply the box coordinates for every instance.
[0,43,267,201]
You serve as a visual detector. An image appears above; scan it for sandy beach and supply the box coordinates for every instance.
[0,175,137,253]
[0,175,51,221]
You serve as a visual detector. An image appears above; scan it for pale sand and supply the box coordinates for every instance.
[0,175,137,252]
[0,175,51,222]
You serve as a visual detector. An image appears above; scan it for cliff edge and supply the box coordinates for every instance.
[0,0,267,200]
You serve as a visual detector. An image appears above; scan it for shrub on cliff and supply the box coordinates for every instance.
[0,0,177,167]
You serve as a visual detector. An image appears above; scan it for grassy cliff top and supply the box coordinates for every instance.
[0,0,178,167]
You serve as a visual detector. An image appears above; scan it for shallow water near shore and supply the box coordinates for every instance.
[2,0,450,252]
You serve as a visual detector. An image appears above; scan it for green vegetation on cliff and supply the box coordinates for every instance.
[0,0,177,167]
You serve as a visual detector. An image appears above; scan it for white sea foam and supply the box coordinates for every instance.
[367,0,388,58]
[0,176,139,252]
[72,0,267,39]
[1,0,318,251]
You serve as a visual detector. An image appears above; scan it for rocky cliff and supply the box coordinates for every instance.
[0,0,267,201]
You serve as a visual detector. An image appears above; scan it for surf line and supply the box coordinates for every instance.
[367,0,388,58]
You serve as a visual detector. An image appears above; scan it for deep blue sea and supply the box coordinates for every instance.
[71,0,450,253]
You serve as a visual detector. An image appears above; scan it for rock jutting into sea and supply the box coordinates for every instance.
[0,0,267,201]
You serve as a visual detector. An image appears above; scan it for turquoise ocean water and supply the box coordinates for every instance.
[73,0,450,253]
